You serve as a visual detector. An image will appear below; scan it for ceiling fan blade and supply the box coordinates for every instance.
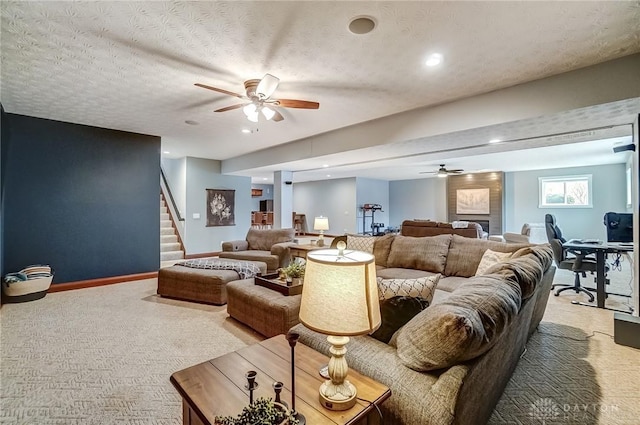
[276,99,320,109]
[271,109,284,122]
[195,83,245,99]
[256,74,280,99]
[214,103,248,112]
[448,169,464,173]
[418,171,437,174]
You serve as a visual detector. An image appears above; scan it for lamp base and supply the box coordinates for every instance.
[319,380,357,411]
[317,233,325,247]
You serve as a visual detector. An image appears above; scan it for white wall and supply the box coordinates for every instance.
[504,163,627,240]
[389,178,448,228]
[184,157,251,254]
[356,178,389,234]
[161,157,186,216]
[293,178,357,235]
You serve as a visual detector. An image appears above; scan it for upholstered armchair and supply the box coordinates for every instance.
[489,223,546,244]
[219,228,295,273]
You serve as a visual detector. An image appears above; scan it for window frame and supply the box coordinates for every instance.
[538,174,593,208]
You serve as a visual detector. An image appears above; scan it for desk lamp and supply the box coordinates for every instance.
[299,249,380,410]
[314,216,330,247]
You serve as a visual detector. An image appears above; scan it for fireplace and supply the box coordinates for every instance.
[472,220,490,234]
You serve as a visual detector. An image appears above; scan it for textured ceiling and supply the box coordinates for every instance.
[2,1,640,181]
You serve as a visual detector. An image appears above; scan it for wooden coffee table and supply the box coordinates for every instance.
[170,336,391,425]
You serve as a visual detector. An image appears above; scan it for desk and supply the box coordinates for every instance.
[563,240,633,310]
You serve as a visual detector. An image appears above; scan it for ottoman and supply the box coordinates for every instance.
[226,279,302,337]
[157,261,267,305]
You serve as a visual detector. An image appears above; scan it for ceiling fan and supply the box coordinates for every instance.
[420,164,464,177]
[194,74,319,123]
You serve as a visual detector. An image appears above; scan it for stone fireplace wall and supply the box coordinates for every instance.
[447,172,503,236]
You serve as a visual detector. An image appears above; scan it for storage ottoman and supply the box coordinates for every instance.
[157,261,267,305]
[226,278,302,337]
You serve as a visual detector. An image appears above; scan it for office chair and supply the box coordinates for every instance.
[545,214,597,302]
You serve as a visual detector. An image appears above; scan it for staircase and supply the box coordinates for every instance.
[160,194,185,262]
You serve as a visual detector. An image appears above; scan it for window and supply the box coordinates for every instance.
[539,175,592,208]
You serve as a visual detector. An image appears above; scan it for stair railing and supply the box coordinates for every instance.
[160,167,186,253]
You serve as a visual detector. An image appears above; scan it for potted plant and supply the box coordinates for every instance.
[283,261,305,286]
[215,397,299,425]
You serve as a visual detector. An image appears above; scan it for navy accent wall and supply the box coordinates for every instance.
[2,113,160,283]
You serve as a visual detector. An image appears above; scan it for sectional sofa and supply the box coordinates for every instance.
[293,233,555,425]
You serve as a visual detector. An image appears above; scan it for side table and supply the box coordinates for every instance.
[289,244,323,260]
[170,335,391,425]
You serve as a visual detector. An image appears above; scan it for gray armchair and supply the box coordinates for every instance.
[219,228,295,273]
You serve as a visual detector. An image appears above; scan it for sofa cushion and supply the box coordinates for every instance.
[475,249,513,276]
[396,275,521,371]
[376,275,440,301]
[246,228,294,251]
[387,234,452,273]
[444,235,529,278]
[347,234,376,253]
[436,276,469,293]
[370,296,430,344]
[218,250,278,272]
[372,234,395,267]
[484,244,553,300]
[376,267,435,280]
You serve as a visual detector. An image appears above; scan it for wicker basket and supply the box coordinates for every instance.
[2,275,53,303]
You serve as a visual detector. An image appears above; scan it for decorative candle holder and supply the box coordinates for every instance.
[244,370,258,405]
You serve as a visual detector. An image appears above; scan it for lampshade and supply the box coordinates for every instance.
[314,216,330,231]
[261,106,276,120]
[243,103,259,122]
[300,249,380,335]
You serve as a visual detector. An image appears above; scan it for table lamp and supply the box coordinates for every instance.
[299,249,381,411]
[314,216,330,247]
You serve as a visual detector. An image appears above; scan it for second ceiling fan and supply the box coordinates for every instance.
[195,73,319,123]
[420,164,465,177]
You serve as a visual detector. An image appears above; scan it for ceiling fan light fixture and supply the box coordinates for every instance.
[437,172,448,178]
[256,74,280,99]
[243,103,259,122]
[262,106,276,120]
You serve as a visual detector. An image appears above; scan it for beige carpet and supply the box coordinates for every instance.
[1,268,639,425]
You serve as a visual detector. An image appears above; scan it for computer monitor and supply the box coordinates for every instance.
[603,212,633,242]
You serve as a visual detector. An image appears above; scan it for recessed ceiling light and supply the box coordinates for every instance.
[163,151,170,154]
[185,120,199,125]
[348,16,376,35]
[327,174,331,177]
[425,53,443,67]
[322,164,329,168]
[241,129,251,134]
[489,139,502,144]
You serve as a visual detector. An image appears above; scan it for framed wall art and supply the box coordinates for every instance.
[456,188,490,214]
[206,189,235,227]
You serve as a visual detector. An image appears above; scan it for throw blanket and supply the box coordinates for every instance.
[176,258,262,279]
[452,220,469,229]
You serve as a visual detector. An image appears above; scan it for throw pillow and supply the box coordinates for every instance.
[346,234,376,253]
[475,249,513,276]
[376,275,440,302]
[396,275,521,371]
[370,296,430,344]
